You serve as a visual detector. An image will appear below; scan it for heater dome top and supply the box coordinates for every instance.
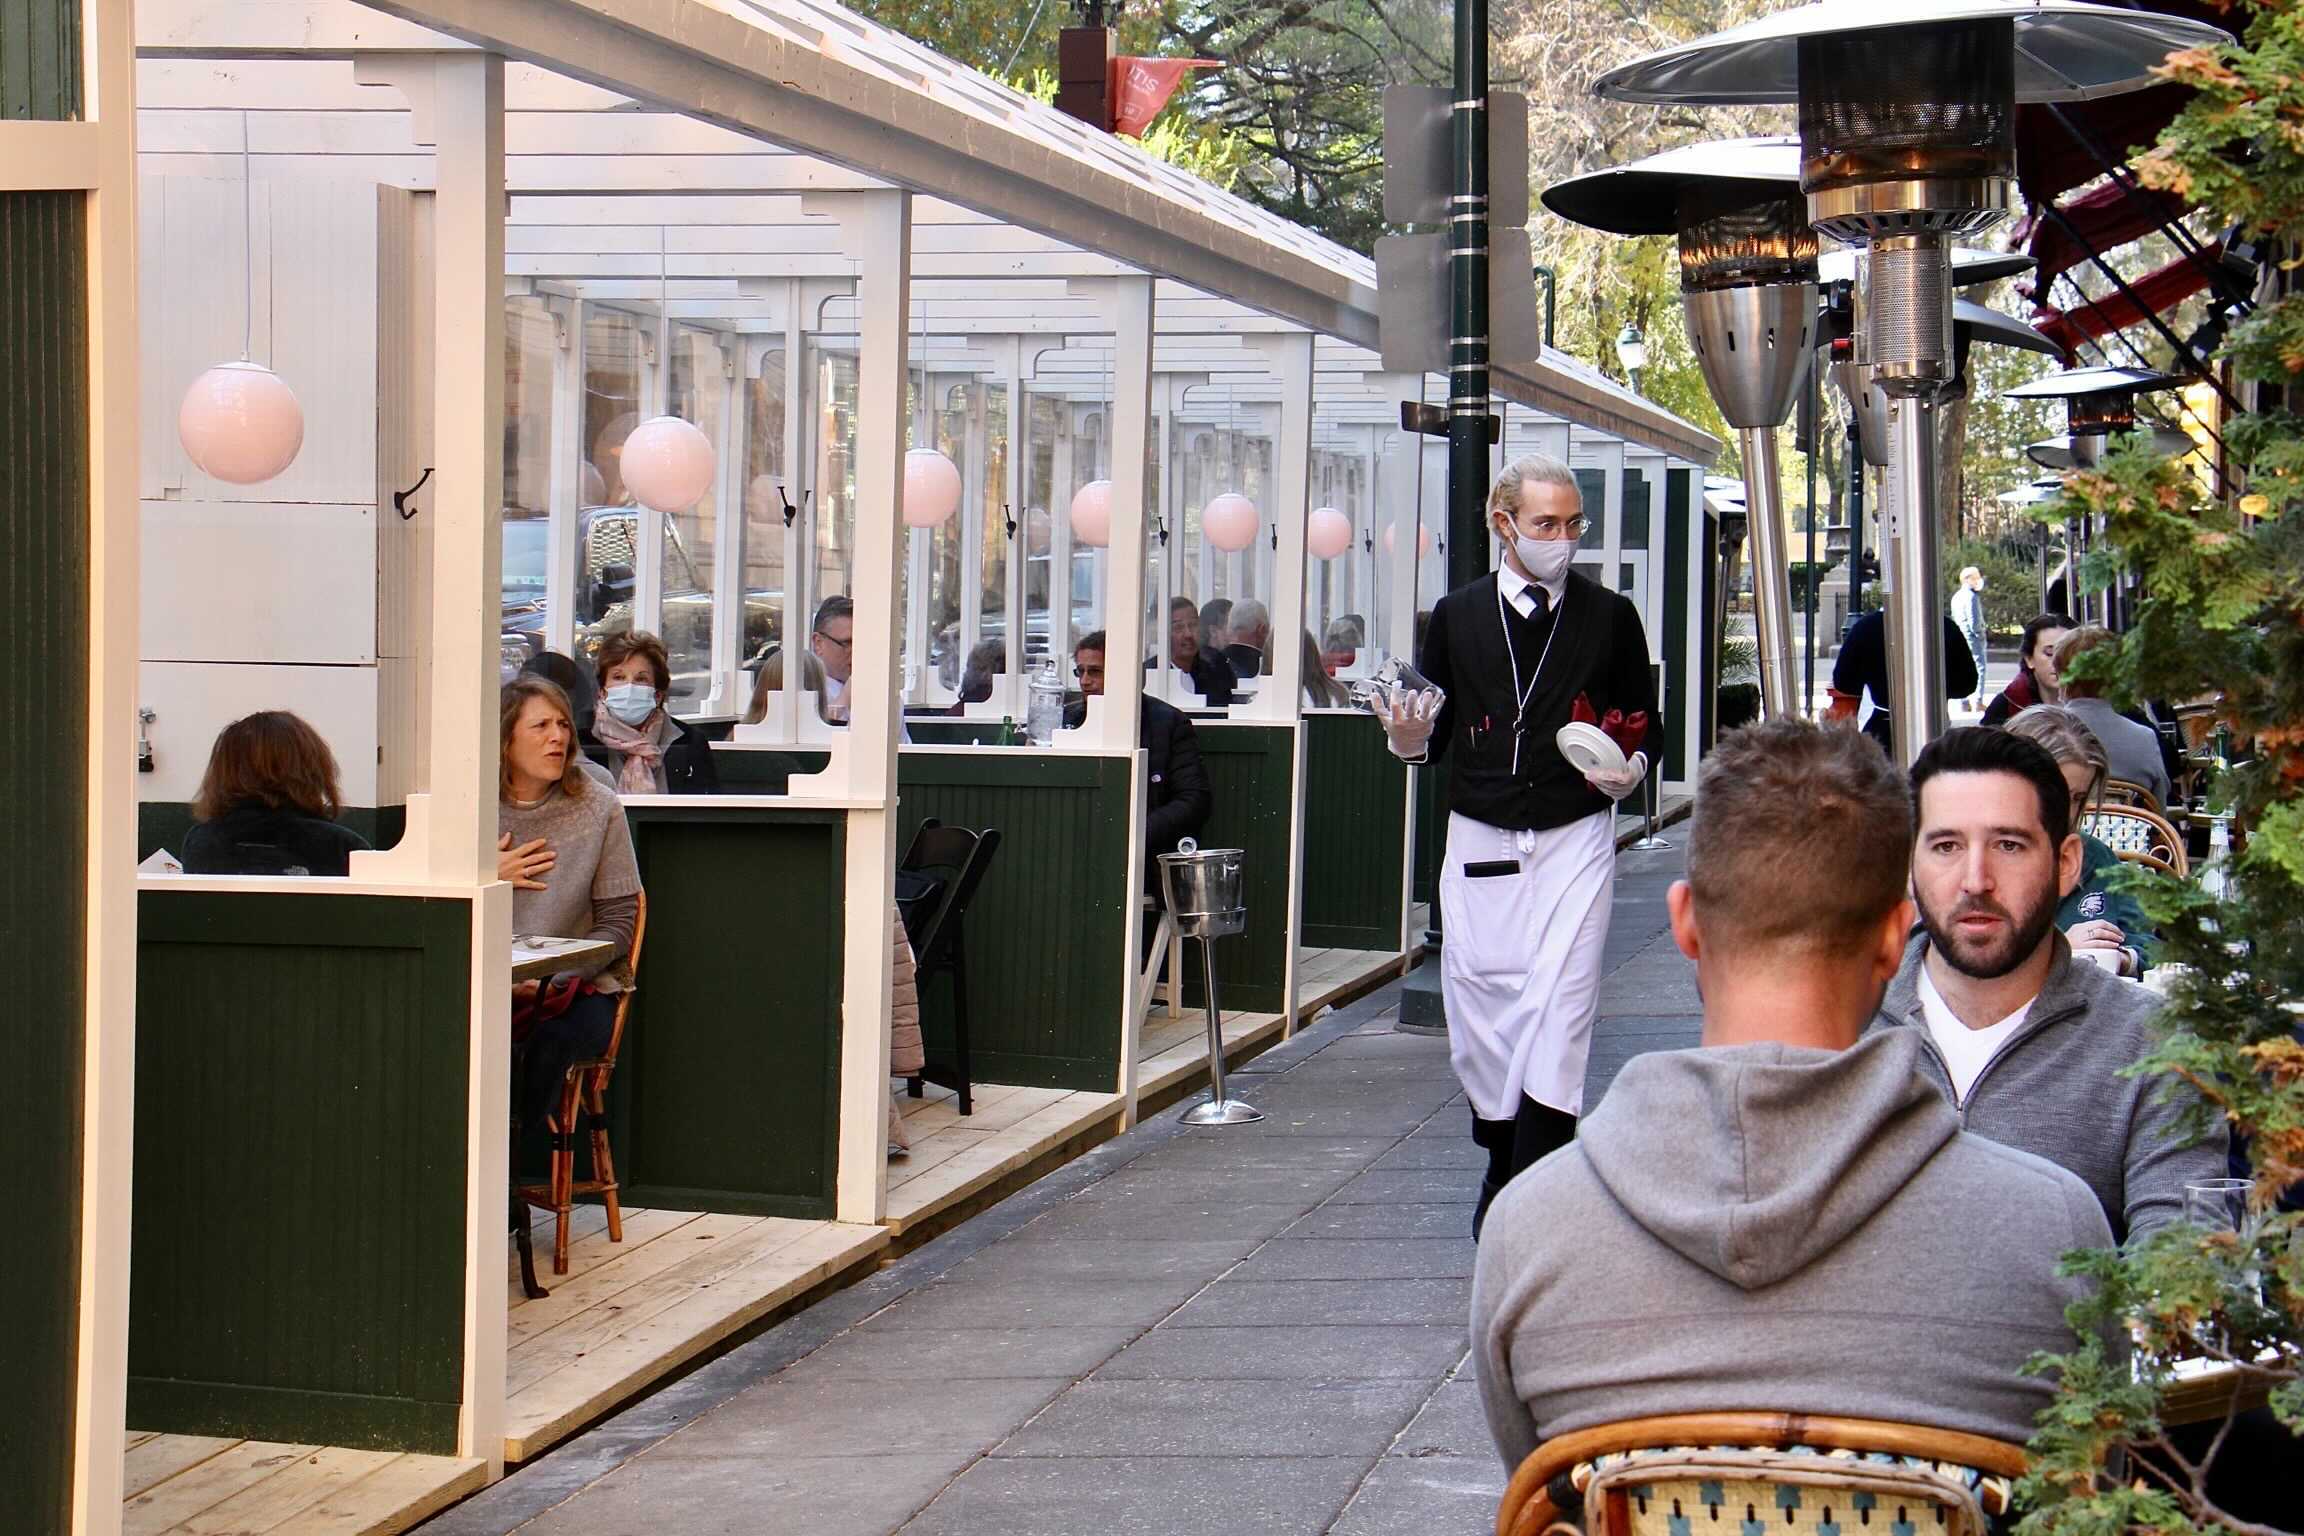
[1817,247,2033,287]
[1540,136,1798,237]
[2003,363,2184,399]
[1592,0,2229,107]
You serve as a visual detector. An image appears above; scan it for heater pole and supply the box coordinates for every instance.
[1740,426,1801,720]
[1885,392,1949,767]
[1445,0,1492,588]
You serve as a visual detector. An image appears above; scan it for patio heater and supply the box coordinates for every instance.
[1596,0,2229,765]
[1543,137,1816,722]
[2007,364,2183,624]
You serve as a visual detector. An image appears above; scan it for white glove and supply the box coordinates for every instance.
[1584,750,1647,801]
[1380,687,1442,761]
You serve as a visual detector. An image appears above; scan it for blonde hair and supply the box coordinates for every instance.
[2004,704,2108,811]
[742,646,829,724]
[1488,453,1579,522]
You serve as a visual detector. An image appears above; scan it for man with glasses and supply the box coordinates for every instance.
[810,594,855,721]
[1067,631,1211,887]
[1377,454,1656,1233]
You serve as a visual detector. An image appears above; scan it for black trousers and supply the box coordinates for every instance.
[1470,1095,1579,1239]
[517,990,618,1137]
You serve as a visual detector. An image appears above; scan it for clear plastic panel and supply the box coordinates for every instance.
[662,324,725,713]
[501,296,556,674]
[577,307,644,663]
[741,345,789,668]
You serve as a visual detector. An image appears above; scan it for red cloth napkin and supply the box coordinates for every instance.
[1572,693,1648,759]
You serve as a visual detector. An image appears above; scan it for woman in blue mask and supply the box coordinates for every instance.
[586,630,721,794]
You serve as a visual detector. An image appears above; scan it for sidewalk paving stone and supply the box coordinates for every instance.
[1162,1276,1475,1329]
[1095,1323,1467,1382]
[1230,1236,1477,1281]
[994,1378,1432,1459]
[898,1456,1375,1536]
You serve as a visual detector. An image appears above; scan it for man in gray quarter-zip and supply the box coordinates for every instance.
[1873,727,2228,1242]
[1474,722,2109,1471]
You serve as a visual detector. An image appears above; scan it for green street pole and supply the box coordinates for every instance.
[1446,0,1492,590]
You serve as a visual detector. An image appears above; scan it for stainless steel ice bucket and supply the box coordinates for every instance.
[1157,841,1246,940]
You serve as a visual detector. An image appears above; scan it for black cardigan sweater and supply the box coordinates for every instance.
[1415,569,1658,831]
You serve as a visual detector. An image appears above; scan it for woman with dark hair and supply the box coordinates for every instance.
[1299,630,1351,707]
[182,711,372,876]
[585,630,720,794]
[1981,612,2075,727]
[499,677,643,1138]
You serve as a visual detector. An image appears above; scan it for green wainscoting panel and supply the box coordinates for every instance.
[1412,764,1444,909]
[895,752,1130,1090]
[1179,724,1296,1014]
[1,0,81,119]
[617,806,845,1217]
[1299,713,1407,951]
[1,187,88,1536]
[130,891,473,1453]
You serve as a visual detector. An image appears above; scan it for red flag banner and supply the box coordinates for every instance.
[1111,58,1218,138]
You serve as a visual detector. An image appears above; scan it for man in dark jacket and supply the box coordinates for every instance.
[1829,607,1979,752]
[1147,595,1239,705]
[1873,726,2226,1240]
[1068,630,1212,883]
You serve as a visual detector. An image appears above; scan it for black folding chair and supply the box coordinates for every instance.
[899,817,1001,1116]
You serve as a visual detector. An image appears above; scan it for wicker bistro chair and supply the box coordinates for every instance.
[1499,1414,2027,1536]
[2100,778,2163,813]
[2082,806,2190,878]
[520,889,647,1276]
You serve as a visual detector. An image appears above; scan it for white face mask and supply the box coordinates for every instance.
[603,682,658,726]
[1507,530,1577,586]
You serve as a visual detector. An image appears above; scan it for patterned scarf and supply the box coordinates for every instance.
[591,706,668,794]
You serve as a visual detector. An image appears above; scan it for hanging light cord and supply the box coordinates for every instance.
[241,110,254,363]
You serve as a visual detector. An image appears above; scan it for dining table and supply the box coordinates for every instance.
[511,934,618,982]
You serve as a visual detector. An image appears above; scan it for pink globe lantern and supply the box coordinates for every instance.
[1069,479,1113,548]
[622,416,717,513]
[903,448,963,529]
[1382,521,1434,558]
[178,361,305,485]
[1306,506,1352,561]
[1202,492,1259,552]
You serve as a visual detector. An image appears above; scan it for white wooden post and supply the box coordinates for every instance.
[824,189,909,1225]
[544,296,581,658]
[1061,278,1150,752]
[1241,334,1310,724]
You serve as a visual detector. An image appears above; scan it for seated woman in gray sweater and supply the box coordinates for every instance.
[498,677,642,1138]
[1473,721,2110,1473]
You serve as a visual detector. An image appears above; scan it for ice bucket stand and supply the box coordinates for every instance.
[1155,840,1263,1126]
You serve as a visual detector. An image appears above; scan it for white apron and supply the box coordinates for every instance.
[1438,807,1617,1121]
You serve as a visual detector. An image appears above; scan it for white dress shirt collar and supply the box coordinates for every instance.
[1497,557,1566,618]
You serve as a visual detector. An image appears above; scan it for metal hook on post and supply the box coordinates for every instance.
[393,466,435,521]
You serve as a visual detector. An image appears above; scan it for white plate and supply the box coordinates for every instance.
[1555,721,1628,778]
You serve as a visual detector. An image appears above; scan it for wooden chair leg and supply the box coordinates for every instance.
[586,1073,622,1244]
[549,1078,580,1275]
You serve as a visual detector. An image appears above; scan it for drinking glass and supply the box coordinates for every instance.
[2184,1177,2252,1232]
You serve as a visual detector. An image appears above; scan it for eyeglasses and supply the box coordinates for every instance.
[1519,516,1590,540]
[1073,664,1105,679]
[812,631,853,654]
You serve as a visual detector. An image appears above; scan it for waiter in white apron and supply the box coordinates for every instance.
[1381,455,1656,1234]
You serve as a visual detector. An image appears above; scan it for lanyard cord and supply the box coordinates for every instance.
[1496,578,1564,779]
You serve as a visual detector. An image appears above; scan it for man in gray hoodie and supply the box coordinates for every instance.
[1473,720,2111,1473]
[1876,726,2226,1241]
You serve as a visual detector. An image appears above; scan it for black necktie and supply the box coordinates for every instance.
[1526,586,1549,622]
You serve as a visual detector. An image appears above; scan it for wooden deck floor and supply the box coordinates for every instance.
[886,1080,1126,1236]
[1296,944,1406,1016]
[503,1204,887,1462]
[122,1433,484,1536]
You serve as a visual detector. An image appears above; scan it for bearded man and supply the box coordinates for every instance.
[1870,727,2226,1241]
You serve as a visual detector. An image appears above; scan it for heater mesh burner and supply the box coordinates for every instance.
[1798,18,2015,238]
[1676,183,1819,292]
